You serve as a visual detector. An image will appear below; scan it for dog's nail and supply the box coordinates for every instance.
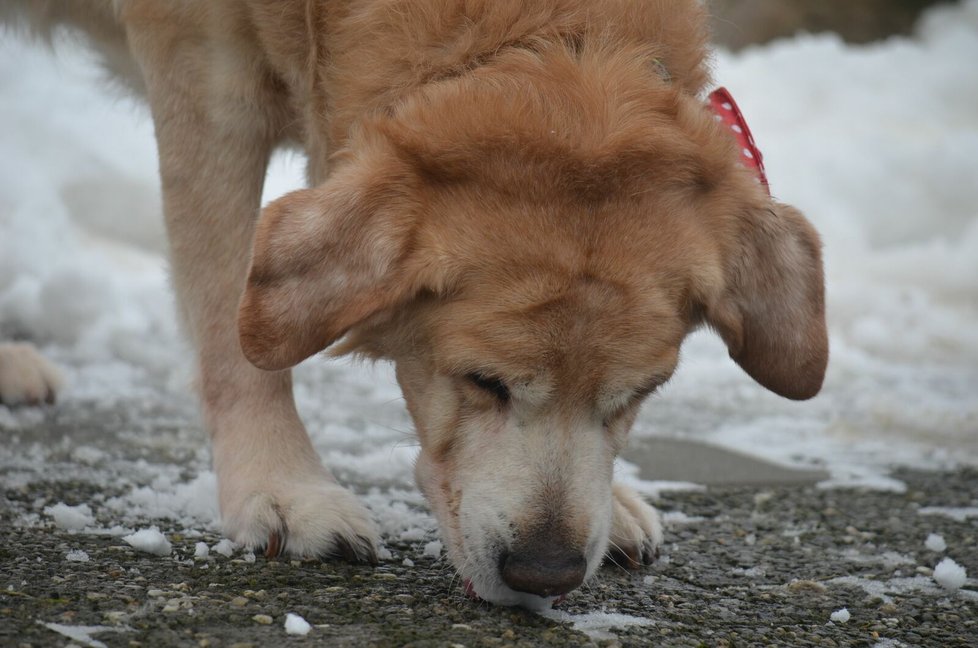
[264,531,283,558]
[623,547,642,570]
[641,540,659,565]
[463,579,480,600]
[332,534,378,565]
[45,389,56,405]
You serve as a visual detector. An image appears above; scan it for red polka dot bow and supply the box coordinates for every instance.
[708,87,770,195]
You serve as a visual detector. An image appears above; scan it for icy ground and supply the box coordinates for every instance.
[2,1,977,556]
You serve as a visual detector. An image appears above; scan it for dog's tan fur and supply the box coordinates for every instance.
[3,0,826,605]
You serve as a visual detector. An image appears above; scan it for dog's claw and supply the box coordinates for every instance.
[640,539,660,565]
[264,531,284,558]
[331,533,378,565]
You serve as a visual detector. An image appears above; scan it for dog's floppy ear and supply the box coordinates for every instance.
[703,201,828,400]
[238,159,420,371]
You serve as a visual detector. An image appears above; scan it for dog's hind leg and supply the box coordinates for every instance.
[125,16,378,561]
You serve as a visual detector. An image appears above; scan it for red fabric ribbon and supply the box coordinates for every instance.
[708,87,770,195]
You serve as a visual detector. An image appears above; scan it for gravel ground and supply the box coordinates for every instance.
[3,464,977,647]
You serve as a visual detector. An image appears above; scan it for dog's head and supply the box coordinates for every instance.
[238,50,827,606]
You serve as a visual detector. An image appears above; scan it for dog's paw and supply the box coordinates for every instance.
[221,478,380,564]
[0,343,62,407]
[606,483,663,569]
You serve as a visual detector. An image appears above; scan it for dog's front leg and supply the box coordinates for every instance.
[129,28,377,561]
[607,483,663,569]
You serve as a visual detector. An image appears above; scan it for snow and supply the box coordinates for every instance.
[194,542,209,559]
[284,612,312,636]
[830,608,850,624]
[212,539,237,558]
[65,549,90,562]
[924,533,947,553]
[39,621,124,648]
[0,0,976,568]
[540,610,654,641]
[423,540,443,558]
[829,572,974,605]
[44,502,95,531]
[933,557,967,591]
[121,527,172,556]
[918,506,978,522]
[660,511,706,526]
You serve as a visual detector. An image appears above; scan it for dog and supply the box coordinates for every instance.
[1,0,827,607]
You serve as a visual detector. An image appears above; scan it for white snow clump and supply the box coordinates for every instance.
[284,612,312,636]
[122,527,172,556]
[933,557,967,591]
[924,533,947,552]
[830,608,850,623]
[45,502,95,531]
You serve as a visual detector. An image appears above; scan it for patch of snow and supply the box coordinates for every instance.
[830,608,850,623]
[829,572,974,605]
[402,557,415,567]
[65,549,90,562]
[918,506,978,522]
[614,460,706,497]
[284,612,312,636]
[398,528,428,542]
[122,527,171,556]
[70,446,106,465]
[39,621,125,648]
[423,540,443,558]
[924,533,947,552]
[540,610,654,641]
[212,539,236,558]
[660,511,706,525]
[837,548,916,568]
[933,557,967,591]
[731,566,765,578]
[194,542,209,559]
[44,502,95,531]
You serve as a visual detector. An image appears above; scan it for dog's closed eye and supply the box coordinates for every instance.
[465,373,511,404]
[601,375,668,427]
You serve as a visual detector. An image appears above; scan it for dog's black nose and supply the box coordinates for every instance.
[499,546,587,597]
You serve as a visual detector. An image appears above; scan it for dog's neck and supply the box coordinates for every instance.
[299,0,711,182]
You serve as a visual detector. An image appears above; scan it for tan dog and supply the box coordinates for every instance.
[3,0,826,606]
